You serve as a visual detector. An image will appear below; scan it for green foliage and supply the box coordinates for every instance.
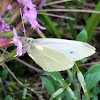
[84,64,100,99]
[85,1,100,43]
[42,77,55,95]
[85,72,100,93]
[4,95,12,100]
[44,72,63,82]
[76,29,88,42]
[0,69,8,81]
[43,72,77,100]
[85,64,100,75]
[85,72,100,99]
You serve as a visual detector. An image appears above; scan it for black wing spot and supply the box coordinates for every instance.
[69,51,74,54]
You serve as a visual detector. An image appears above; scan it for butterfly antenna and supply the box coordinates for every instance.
[20,8,26,37]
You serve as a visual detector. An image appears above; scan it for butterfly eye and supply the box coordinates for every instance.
[28,40,31,43]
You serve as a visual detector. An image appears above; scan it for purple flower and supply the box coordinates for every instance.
[0,19,11,32]
[20,27,26,33]
[39,1,46,7]
[23,7,37,20]
[0,38,7,42]
[3,81,9,87]
[17,0,46,31]
[17,0,35,9]
[29,19,46,30]
[13,28,23,56]
[6,4,12,11]
[17,0,24,4]
[23,6,46,30]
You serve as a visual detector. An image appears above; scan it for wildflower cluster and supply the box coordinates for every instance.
[0,0,46,56]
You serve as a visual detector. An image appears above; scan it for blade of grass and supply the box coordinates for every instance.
[85,1,100,43]
[39,8,61,38]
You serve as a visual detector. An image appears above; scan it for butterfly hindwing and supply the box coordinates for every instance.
[26,45,74,72]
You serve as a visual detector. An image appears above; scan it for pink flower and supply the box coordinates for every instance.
[13,28,23,56]
[17,0,24,4]
[17,0,46,31]
[6,4,12,11]
[17,0,35,9]
[0,38,7,42]
[23,6,46,30]
[39,1,46,7]
[29,19,46,30]
[23,7,37,20]
[0,19,11,32]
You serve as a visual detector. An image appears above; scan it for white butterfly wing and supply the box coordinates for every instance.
[35,38,96,61]
[26,45,74,72]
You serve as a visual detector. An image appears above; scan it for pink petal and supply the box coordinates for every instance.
[17,41,23,56]
[6,4,12,11]
[0,19,11,32]
[39,1,45,7]
[13,28,19,40]
[29,20,46,30]
[0,38,7,42]
[23,7,37,20]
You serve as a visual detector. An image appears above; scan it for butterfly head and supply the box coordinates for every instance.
[20,37,36,50]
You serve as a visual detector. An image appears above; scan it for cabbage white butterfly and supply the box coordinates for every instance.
[21,37,96,72]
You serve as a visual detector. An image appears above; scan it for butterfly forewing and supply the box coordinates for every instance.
[26,45,74,72]
[35,38,96,61]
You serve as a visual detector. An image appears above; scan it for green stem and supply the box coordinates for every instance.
[74,62,80,72]
[84,86,90,100]
[74,62,90,100]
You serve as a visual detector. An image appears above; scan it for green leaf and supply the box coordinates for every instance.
[85,64,100,75]
[44,72,67,86]
[0,31,14,38]
[42,77,55,95]
[43,72,77,100]
[44,72,63,82]
[4,17,10,23]
[64,90,73,100]
[4,95,12,100]
[85,71,100,92]
[76,29,88,42]
[0,69,8,81]
[89,86,100,99]
[93,96,98,100]
[85,1,100,43]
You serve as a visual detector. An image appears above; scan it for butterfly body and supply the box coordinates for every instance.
[21,37,96,72]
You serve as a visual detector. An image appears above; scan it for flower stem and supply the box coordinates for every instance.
[74,62,90,100]
[74,61,80,72]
